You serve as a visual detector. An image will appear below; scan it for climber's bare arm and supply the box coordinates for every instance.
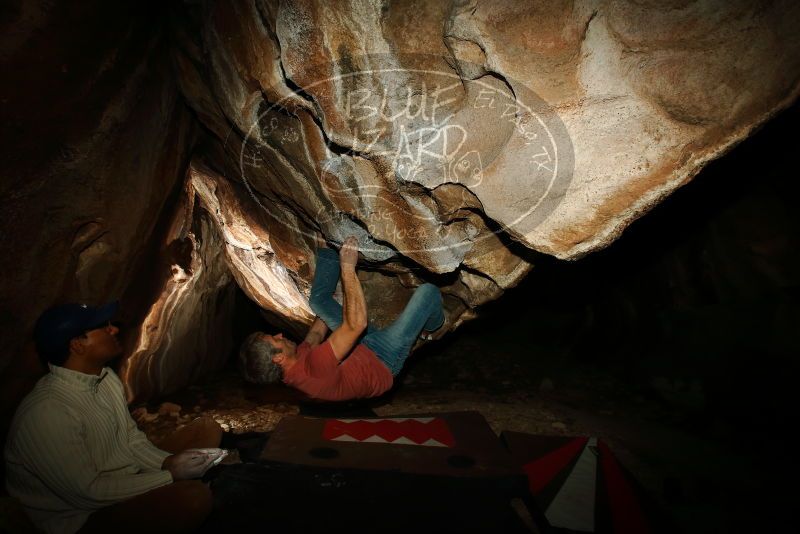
[328,237,367,361]
[303,316,329,348]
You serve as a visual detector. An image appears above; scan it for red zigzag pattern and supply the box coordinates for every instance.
[323,418,456,447]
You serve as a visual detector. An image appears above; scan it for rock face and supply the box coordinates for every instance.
[188,164,315,335]
[0,3,195,408]
[169,0,800,336]
[2,0,800,404]
[120,174,236,402]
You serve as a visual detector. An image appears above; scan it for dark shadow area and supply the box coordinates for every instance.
[396,99,800,532]
[200,462,530,533]
[231,287,274,347]
[411,95,799,417]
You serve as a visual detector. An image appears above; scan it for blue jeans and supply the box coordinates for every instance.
[309,247,445,376]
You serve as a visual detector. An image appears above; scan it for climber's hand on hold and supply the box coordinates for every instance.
[339,236,359,270]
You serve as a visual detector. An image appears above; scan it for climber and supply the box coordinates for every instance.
[248,235,446,401]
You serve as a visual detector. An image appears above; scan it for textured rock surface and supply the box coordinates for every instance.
[120,175,236,402]
[0,3,195,406]
[171,0,800,338]
[189,164,314,336]
[2,0,800,406]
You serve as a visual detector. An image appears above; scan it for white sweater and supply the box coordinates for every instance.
[4,364,173,534]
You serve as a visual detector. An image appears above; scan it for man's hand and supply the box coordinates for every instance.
[162,448,227,480]
[340,236,359,270]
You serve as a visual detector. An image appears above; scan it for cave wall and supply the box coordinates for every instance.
[0,3,197,413]
[2,0,800,407]
[119,173,237,402]
[468,100,800,427]
[167,0,800,345]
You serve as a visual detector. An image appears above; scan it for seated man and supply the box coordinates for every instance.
[4,302,228,534]
[243,235,445,401]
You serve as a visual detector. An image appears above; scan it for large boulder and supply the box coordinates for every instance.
[2,0,799,403]
[170,0,800,335]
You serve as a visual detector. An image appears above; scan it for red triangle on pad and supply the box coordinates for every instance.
[522,437,589,495]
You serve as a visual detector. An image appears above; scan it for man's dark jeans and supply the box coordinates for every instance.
[309,247,445,375]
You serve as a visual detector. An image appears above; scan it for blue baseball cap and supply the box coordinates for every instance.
[34,301,119,356]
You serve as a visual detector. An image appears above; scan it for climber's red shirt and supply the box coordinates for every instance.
[282,339,393,401]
